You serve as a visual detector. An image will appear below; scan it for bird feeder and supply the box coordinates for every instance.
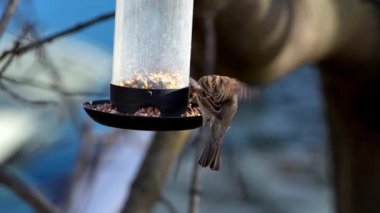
[83,0,202,131]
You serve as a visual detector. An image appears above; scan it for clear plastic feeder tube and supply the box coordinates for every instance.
[112,0,194,90]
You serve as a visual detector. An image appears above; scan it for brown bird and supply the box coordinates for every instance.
[190,75,258,170]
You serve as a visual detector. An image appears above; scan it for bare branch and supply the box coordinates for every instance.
[159,195,178,213]
[0,11,112,105]
[188,130,206,213]
[0,52,15,75]
[228,147,252,202]
[0,81,58,106]
[0,11,114,61]
[0,31,21,76]
[188,13,217,213]
[0,165,60,213]
[0,0,20,41]
[1,75,105,97]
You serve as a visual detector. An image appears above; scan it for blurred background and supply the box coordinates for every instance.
[0,0,333,212]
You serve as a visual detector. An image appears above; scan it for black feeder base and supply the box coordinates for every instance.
[83,100,202,131]
[83,85,203,131]
[110,84,188,117]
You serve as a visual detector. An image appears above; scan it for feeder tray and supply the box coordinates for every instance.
[83,100,202,131]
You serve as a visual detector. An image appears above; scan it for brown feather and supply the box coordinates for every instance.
[196,75,255,119]
[195,75,258,171]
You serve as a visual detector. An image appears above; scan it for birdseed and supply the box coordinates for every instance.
[85,103,201,117]
[117,71,184,89]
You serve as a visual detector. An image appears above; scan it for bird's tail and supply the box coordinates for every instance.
[198,136,223,171]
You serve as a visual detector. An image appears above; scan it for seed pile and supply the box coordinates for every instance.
[90,103,118,114]
[85,103,201,117]
[134,106,161,117]
[117,71,183,89]
[181,104,201,117]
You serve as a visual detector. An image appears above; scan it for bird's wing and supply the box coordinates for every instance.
[212,76,257,103]
[198,76,233,119]
[235,81,260,102]
[196,75,259,119]
[196,76,222,117]
[198,89,222,116]
[198,75,232,103]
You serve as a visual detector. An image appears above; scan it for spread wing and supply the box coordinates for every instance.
[199,75,258,100]
[196,75,259,119]
[197,76,224,118]
[235,81,260,102]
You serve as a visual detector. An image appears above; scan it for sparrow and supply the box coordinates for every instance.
[190,75,258,170]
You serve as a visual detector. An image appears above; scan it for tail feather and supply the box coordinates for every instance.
[198,136,223,171]
[198,140,212,167]
[209,146,221,170]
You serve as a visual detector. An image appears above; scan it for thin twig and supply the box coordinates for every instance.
[36,51,89,126]
[0,81,58,106]
[1,75,105,97]
[0,0,20,41]
[0,53,15,75]
[0,165,60,213]
[69,123,95,183]
[228,147,252,202]
[0,11,115,61]
[160,195,178,213]
[188,128,207,213]
[173,130,201,180]
[61,123,95,211]
[188,13,218,213]
[0,34,21,76]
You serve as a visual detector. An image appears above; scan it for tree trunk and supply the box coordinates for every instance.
[121,131,191,213]
[320,60,380,213]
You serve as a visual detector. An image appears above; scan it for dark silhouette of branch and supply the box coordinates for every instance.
[189,13,217,212]
[0,11,115,61]
[0,51,16,75]
[188,129,206,213]
[228,147,252,202]
[159,195,178,213]
[0,81,58,106]
[0,11,109,106]
[1,75,105,97]
[0,28,22,76]
[0,165,60,213]
[0,0,20,41]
